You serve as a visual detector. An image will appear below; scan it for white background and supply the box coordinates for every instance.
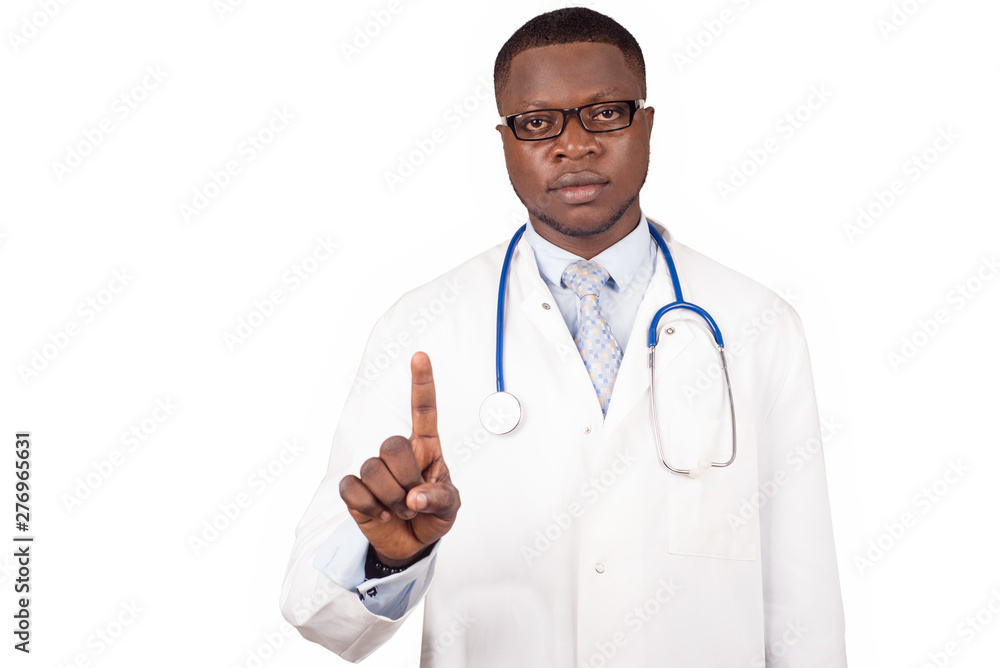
[2,0,999,666]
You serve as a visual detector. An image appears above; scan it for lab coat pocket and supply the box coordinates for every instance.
[664,415,759,560]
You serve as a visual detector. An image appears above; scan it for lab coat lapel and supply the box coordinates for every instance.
[509,238,569,347]
[603,234,694,435]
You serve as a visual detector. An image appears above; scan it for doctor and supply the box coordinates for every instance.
[281,7,847,667]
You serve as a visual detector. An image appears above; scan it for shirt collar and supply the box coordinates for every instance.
[522,211,651,292]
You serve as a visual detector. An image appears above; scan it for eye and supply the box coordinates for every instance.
[514,111,559,137]
[589,104,627,123]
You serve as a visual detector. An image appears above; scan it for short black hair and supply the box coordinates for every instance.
[493,8,646,114]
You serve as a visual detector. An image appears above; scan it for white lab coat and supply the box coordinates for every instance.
[280,219,848,667]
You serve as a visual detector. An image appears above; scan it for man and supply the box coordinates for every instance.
[281,8,847,666]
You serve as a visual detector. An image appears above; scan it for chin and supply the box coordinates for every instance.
[531,200,636,238]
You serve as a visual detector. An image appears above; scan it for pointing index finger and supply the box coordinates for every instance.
[410,351,438,441]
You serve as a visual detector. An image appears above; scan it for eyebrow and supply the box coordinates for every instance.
[510,88,631,113]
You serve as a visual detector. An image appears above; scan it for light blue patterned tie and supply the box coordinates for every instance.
[562,260,623,417]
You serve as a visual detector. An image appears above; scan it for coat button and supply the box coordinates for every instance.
[595,563,605,574]
[541,302,551,310]
[582,425,591,434]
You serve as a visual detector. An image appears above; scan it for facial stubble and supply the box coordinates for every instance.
[510,162,649,238]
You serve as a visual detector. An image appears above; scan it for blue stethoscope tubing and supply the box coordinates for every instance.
[481,221,737,476]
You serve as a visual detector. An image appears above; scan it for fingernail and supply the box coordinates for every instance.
[380,510,390,522]
[414,493,427,510]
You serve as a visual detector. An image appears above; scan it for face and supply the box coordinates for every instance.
[497,42,654,248]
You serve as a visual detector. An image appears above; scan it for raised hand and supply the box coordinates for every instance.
[339,351,461,567]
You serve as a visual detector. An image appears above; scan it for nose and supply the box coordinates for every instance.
[551,111,599,159]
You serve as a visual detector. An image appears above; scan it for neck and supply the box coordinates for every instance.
[530,206,642,260]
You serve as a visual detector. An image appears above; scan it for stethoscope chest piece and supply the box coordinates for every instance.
[480,391,521,435]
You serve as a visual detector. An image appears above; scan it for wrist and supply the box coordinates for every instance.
[373,548,417,570]
[366,542,437,579]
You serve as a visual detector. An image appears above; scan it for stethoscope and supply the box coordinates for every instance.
[479,221,737,477]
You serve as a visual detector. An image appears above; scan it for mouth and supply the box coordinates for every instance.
[548,171,608,204]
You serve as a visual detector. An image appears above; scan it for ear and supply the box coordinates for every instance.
[644,105,655,136]
[496,123,515,146]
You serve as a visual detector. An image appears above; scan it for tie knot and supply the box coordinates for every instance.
[562,260,610,298]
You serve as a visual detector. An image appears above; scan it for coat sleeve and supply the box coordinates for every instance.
[756,310,848,667]
[278,314,434,662]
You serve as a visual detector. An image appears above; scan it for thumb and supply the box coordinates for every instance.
[407,482,460,521]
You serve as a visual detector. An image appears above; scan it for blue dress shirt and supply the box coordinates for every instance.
[522,211,657,352]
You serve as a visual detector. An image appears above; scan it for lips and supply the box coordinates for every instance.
[550,171,607,189]
[548,171,608,204]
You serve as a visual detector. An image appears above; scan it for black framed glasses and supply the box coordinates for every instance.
[501,99,645,141]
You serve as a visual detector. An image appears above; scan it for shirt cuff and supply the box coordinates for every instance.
[312,519,440,621]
